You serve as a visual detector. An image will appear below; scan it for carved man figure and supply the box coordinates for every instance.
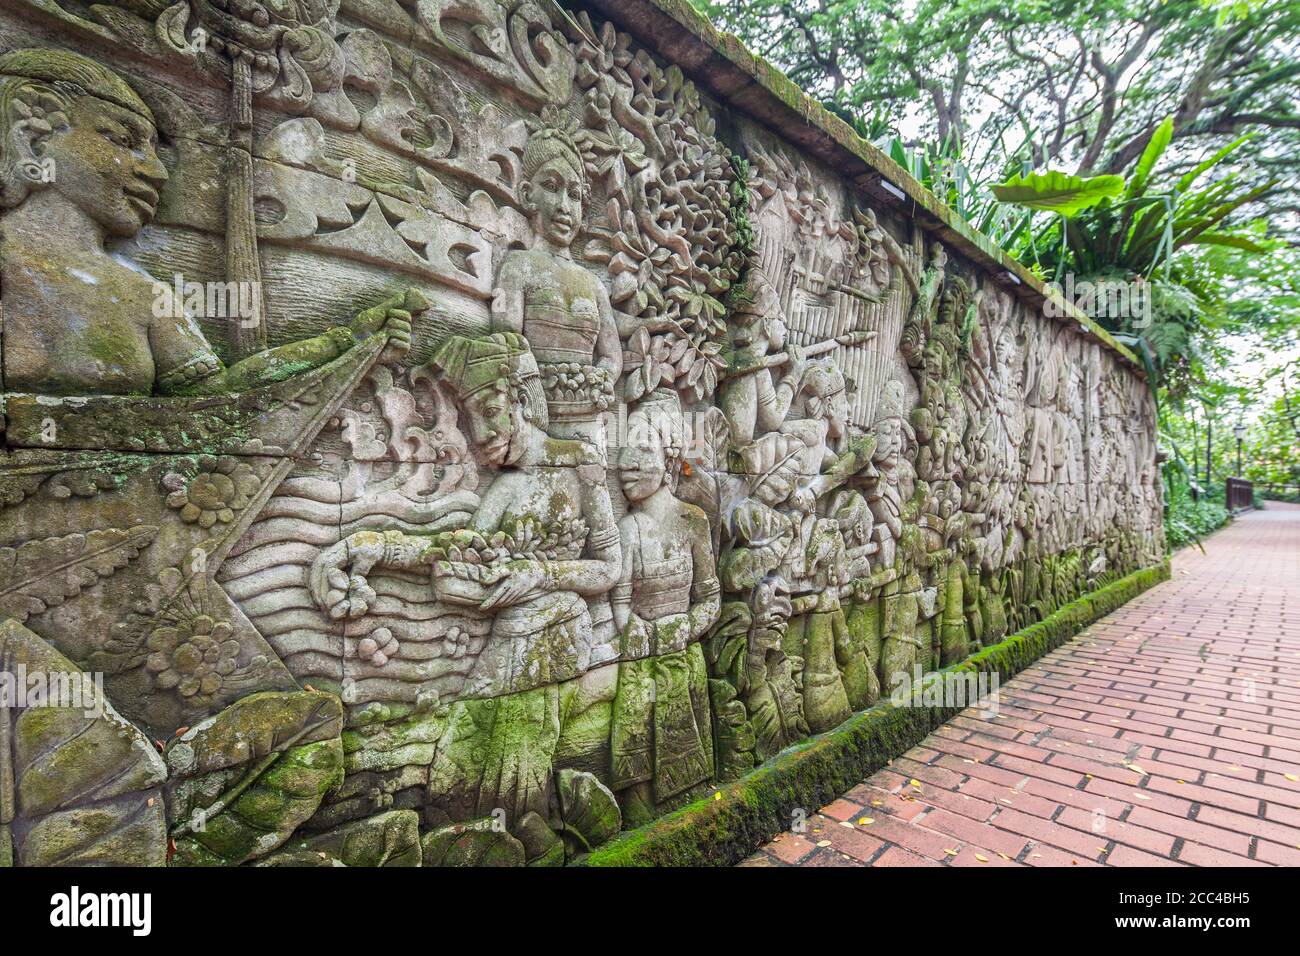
[718,266,806,446]
[609,397,721,824]
[0,49,409,397]
[490,119,621,448]
[310,332,621,826]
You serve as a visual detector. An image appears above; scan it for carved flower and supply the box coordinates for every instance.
[145,614,240,704]
[163,455,259,528]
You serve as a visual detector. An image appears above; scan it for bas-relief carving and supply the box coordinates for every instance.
[0,0,1165,866]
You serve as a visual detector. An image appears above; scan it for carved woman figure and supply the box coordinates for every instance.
[0,49,409,397]
[490,119,621,448]
[608,396,721,824]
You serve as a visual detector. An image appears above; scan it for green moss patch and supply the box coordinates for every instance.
[582,561,1170,867]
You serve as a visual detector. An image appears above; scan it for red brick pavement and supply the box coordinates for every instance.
[744,504,1300,867]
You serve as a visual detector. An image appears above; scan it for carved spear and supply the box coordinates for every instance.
[225,49,266,358]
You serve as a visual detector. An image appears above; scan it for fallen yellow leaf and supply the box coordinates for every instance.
[974,853,989,863]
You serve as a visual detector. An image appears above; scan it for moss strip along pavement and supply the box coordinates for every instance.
[583,561,1171,867]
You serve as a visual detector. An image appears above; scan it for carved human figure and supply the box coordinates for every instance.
[608,397,721,824]
[1023,329,1069,484]
[311,332,621,689]
[309,332,621,825]
[718,266,806,446]
[0,49,410,397]
[765,360,877,728]
[741,575,809,758]
[490,119,621,448]
[865,380,916,570]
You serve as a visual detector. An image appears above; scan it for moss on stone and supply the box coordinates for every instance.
[581,560,1169,867]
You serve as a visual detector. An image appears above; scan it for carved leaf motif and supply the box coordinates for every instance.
[2,620,168,866]
[165,690,345,866]
[418,0,574,106]
[0,527,159,624]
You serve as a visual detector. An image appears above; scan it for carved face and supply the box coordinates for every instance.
[525,156,583,248]
[751,576,792,636]
[618,419,670,502]
[824,387,849,439]
[462,382,524,468]
[872,416,902,463]
[43,95,167,238]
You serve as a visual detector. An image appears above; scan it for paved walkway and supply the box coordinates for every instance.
[745,503,1300,867]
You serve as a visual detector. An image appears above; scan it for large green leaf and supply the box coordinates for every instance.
[1125,117,1174,201]
[992,170,1126,216]
[1187,230,1269,254]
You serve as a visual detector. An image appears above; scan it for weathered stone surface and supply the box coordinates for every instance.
[1,619,167,866]
[0,0,1163,867]
[257,809,422,867]
[420,817,527,867]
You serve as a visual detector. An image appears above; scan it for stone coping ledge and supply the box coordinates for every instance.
[581,560,1172,866]
[567,0,1144,374]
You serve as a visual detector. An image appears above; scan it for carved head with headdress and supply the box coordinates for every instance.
[725,262,788,354]
[428,332,548,467]
[520,109,587,250]
[797,359,853,440]
[618,391,687,501]
[869,379,916,477]
[0,49,166,237]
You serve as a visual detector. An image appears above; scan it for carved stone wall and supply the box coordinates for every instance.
[0,0,1162,866]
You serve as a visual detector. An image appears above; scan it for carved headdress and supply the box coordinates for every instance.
[521,106,586,188]
[428,331,549,429]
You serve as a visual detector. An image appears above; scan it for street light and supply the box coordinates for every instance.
[1233,422,1246,477]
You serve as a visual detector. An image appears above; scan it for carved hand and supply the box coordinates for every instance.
[347,289,427,361]
[309,531,386,619]
[784,342,808,385]
[479,559,547,611]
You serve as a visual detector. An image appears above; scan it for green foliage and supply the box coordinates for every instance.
[1165,492,1230,550]
[991,170,1126,216]
[998,119,1277,397]
[699,0,1299,239]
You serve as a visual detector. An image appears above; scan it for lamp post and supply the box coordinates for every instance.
[1234,422,1245,477]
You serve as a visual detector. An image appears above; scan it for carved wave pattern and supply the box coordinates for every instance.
[219,475,489,709]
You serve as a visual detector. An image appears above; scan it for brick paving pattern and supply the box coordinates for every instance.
[744,503,1300,867]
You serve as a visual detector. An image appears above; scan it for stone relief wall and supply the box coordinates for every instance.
[0,0,1163,866]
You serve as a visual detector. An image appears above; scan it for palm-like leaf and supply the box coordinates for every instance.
[992,170,1126,216]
